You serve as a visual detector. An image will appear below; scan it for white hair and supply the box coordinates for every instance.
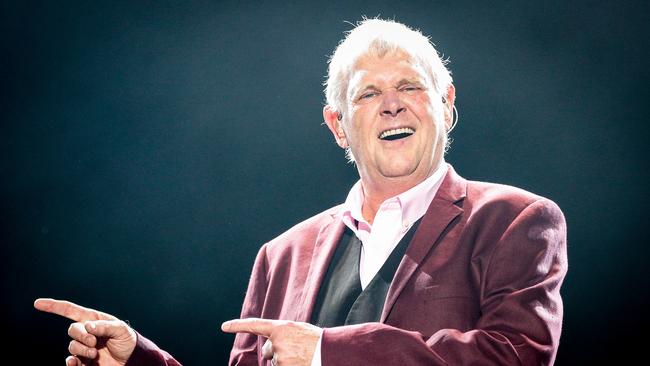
[324,18,454,162]
[324,18,453,115]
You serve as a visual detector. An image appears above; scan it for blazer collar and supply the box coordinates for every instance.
[296,209,345,323]
[381,164,467,322]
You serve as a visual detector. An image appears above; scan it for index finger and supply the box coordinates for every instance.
[34,298,115,322]
[221,318,283,337]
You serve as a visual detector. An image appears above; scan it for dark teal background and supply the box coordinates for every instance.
[2,0,648,364]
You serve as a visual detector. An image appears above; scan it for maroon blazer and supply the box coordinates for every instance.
[229,165,567,365]
[125,165,567,365]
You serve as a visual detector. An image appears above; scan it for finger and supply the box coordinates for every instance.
[68,323,97,348]
[67,355,91,366]
[65,355,90,366]
[65,355,79,366]
[221,318,281,337]
[262,339,273,360]
[34,298,115,322]
[68,339,97,360]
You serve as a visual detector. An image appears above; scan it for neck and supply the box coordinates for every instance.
[357,159,444,224]
[360,175,425,224]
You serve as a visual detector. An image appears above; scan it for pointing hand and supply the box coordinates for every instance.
[35,298,137,366]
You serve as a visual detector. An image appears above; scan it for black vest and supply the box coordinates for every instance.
[310,220,420,327]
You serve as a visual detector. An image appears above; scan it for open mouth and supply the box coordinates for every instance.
[379,127,415,141]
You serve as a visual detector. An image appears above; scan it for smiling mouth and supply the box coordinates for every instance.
[379,127,415,141]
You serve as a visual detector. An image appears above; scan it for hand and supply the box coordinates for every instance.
[34,298,137,366]
[222,318,322,366]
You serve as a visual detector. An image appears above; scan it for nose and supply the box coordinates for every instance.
[380,88,406,117]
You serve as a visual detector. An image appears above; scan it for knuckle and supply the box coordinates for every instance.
[65,356,77,366]
[68,340,76,354]
[100,319,130,338]
[84,334,96,347]
[275,322,296,335]
[67,322,78,337]
[68,340,93,359]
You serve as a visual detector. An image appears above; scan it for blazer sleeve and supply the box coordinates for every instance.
[320,198,568,365]
[124,331,182,366]
[229,244,270,366]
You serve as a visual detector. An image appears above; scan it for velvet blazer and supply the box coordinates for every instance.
[229,165,567,365]
[125,165,568,365]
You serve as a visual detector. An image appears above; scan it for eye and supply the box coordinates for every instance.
[358,91,379,101]
[399,84,423,93]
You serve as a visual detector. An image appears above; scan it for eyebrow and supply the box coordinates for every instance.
[357,78,424,92]
[352,84,380,100]
[357,84,379,92]
[396,78,424,86]
[352,77,426,100]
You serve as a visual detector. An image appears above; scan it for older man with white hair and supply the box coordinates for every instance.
[35,18,567,366]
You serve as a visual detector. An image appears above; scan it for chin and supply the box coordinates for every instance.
[379,163,419,179]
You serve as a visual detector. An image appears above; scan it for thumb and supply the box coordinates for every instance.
[84,319,137,363]
[84,319,133,340]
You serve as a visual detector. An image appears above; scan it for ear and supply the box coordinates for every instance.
[443,84,456,130]
[323,105,348,148]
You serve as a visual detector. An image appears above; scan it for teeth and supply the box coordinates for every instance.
[379,127,415,139]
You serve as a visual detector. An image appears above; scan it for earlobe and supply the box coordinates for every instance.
[335,124,348,148]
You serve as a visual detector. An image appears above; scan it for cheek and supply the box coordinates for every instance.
[423,103,445,132]
[409,100,442,131]
[348,107,375,139]
[418,91,445,117]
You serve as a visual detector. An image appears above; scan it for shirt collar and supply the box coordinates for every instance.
[341,161,448,230]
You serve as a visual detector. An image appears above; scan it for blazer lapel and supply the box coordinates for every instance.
[296,212,346,323]
[381,165,467,322]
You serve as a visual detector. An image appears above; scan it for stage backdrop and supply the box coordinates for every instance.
[2,0,648,364]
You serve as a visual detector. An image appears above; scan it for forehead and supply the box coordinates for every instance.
[349,51,429,87]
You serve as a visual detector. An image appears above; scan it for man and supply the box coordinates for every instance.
[35,18,567,366]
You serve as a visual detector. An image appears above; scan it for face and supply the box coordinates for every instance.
[325,51,452,190]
